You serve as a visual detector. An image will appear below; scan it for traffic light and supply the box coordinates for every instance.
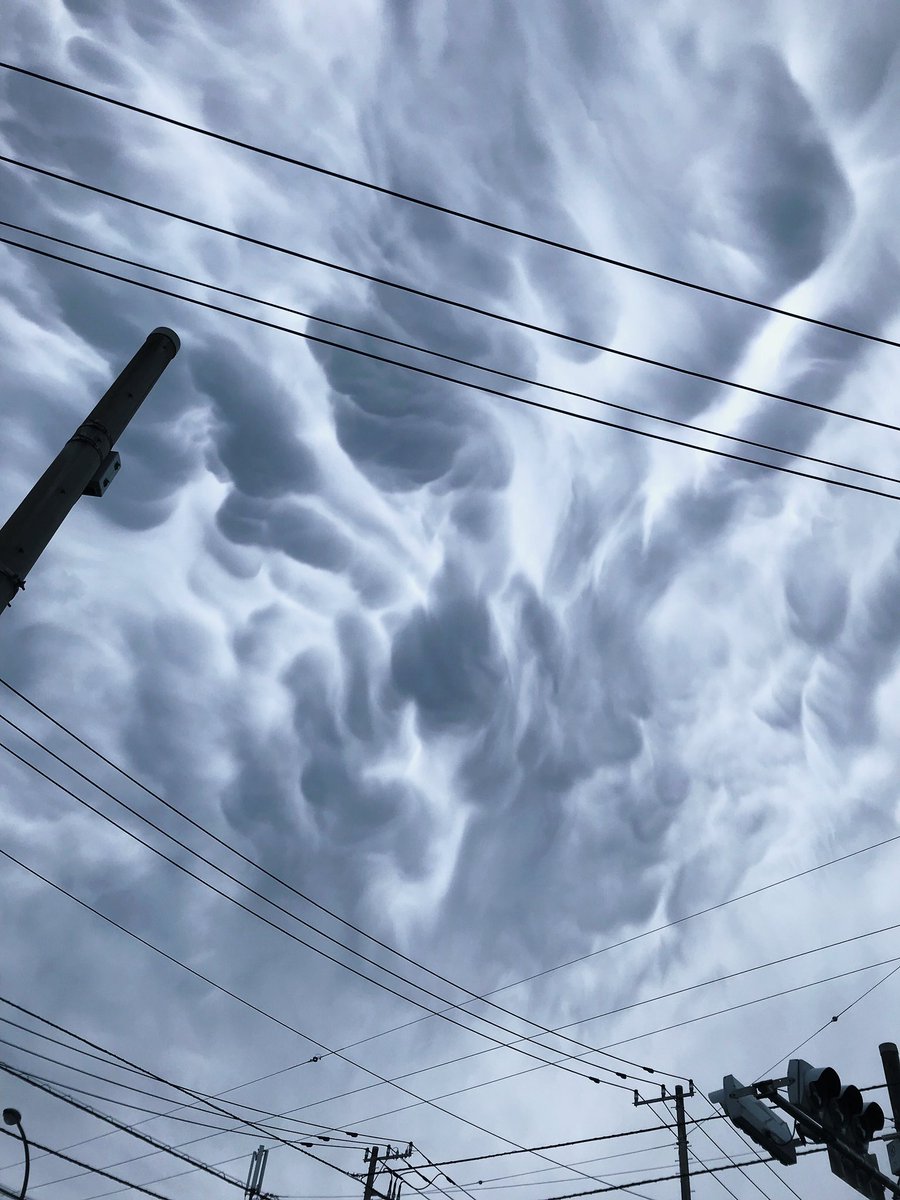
[710,1075,797,1165]
[788,1059,886,1199]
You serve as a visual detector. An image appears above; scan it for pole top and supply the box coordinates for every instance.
[150,326,181,355]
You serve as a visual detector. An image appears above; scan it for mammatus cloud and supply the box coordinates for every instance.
[2,5,900,1199]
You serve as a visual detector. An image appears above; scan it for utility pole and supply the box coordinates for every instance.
[0,326,180,613]
[634,1082,695,1199]
[363,1146,380,1200]
[244,1144,269,1200]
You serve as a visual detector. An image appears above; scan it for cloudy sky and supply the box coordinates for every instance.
[2,3,900,1198]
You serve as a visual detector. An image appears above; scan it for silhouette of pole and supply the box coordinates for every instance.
[0,326,180,612]
[2,1109,29,1200]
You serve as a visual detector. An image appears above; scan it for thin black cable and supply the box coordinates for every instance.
[415,1148,480,1200]
[0,1061,245,1189]
[654,1096,744,1200]
[0,720,653,1091]
[3,219,897,490]
[0,1038,367,1143]
[396,1142,682,1193]
[0,864,648,1200]
[595,954,900,1051]
[74,1148,255,1200]
[516,1144,826,1199]
[0,732,634,1095]
[3,237,899,513]
[16,670,800,1087]
[0,1014,375,1140]
[0,1129,177,1200]
[147,834,900,1091]
[392,1121,722,1175]
[682,1098,785,1200]
[220,960,900,1137]
[755,958,900,1081]
[2,157,899,441]
[2,62,898,353]
[691,1095,802,1200]
[0,1044,393,1200]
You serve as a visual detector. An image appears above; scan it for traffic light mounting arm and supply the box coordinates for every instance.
[755,1082,900,1198]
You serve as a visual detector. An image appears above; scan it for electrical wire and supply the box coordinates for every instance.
[0,1016,378,1142]
[2,61,898,353]
[0,1043,394,1200]
[6,665,896,1103]
[7,681,900,1108]
[0,1128,178,1200]
[2,236,899,512]
[690,1095,802,1200]
[22,675,893,1090]
[755,958,900,1081]
[0,1061,246,1189]
[194,955,900,1143]
[3,156,900,446]
[0,997,400,1189]
[3,219,898,489]
[0,717,655,1090]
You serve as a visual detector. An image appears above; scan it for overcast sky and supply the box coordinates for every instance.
[2,3,900,1199]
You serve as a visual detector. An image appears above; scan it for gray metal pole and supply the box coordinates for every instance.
[0,327,179,612]
[674,1085,692,1200]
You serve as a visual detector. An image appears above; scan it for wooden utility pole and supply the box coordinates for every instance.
[0,326,179,613]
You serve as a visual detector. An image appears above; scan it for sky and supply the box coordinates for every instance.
[1,2,900,1199]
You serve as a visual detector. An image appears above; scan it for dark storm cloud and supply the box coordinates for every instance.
[690,43,852,291]
[391,565,507,734]
[192,334,320,499]
[783,534,849,647]
[804,533,900,749]
[306,306,517,495]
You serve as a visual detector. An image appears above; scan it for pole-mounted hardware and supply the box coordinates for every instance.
[0,326,180,613]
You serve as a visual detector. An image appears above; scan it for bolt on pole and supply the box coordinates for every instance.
[0,326,180,613]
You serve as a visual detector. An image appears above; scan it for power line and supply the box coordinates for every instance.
[0,1001,397,1200]
[0,1015,377,1141]
[595,954,900,1052]
[0,1061,246,1190]
[2,61,898,353]
[4,218,898,472]
[173,953,900,1141]
[0,856,648,1200]
[0,730,637,1095]
[9,651,882,1092]
[3,715,897,1147]
[2,234,898,509]
[74,1148,256,1200]
[0,1128,178,1200]
[21,666,888,1088]
[395,1143,682,1192]
[509,1145,826,1200]
[755,958,900,1080]
[0,716,666,1092]
[305,938,900,1134]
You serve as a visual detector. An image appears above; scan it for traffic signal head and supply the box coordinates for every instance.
[788,1058,841,1122]
[710,1075,797,1166]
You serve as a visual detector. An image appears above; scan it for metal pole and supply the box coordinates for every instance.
[881,1044,900,1130]
[765,1089,900,1196]
[0,326,180,612]
[674,1085,692,1200]
[363,1147,380,1200]
[2,1109,29,1200]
